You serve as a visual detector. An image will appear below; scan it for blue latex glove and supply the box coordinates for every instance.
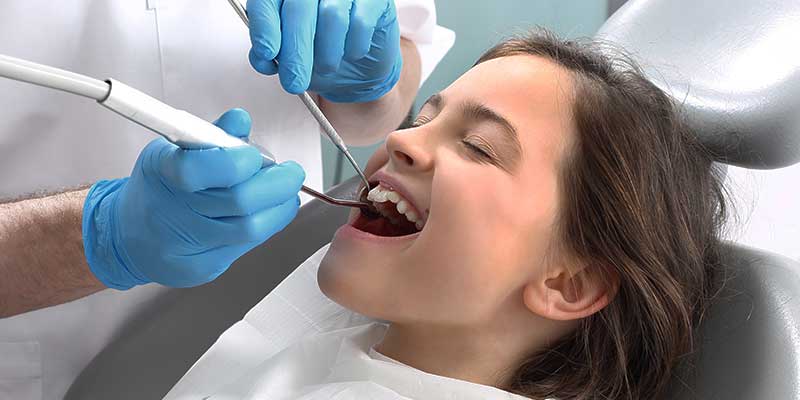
[82,109,305,289]
[247,0,402,103]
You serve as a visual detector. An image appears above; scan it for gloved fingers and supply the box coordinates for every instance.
[178,243,259,286]
[158,144,263,193]
[249,48,279,75]
[213,108,252,139]
[344,0,387,61]
[185,161,305,218]
[154,243,252,288]
[247,0,282,61]
[277,0,318,94]
[315,0,353,73]
[212,195,301,245]
[155,107,264,193]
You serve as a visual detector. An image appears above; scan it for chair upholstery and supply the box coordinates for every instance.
[665,243,800,399]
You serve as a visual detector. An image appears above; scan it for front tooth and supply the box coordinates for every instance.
[386,191,400,203]
[367,186,381,202]
[396,200,408,214]
[373,188,389,203]
[403,210,418,222]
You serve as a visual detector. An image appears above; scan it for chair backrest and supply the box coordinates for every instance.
[597,0,800,398]
[665,243,800,399]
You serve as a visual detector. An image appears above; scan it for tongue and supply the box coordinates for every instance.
[353,205,419,237]
[357,215,414,237]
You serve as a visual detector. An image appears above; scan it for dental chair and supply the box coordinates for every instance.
[66,0,800,399]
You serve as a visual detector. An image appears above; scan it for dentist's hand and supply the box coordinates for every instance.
[82,109,305,289]
[247,0,402,103]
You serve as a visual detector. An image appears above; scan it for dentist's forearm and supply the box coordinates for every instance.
[0,189,104,318]
[320,38,422,146]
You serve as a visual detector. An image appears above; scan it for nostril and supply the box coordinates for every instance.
[394,151,414,166]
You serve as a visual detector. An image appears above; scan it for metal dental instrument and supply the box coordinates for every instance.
[226,0,372,196]
[0,54,374,211]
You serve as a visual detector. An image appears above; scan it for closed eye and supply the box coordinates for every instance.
[462,139,492,159]
[412,93,519,173]
[411,115,496,161]
[410,115,432,128]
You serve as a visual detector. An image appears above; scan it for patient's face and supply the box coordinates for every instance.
[319,55,576,326]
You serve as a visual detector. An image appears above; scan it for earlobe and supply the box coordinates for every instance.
[523,265,617,321]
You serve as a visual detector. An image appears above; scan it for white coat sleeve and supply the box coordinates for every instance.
[395,0,456,86]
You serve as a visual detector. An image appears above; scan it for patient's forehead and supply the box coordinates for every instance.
[448,55,574,121]
[444,55,576,167]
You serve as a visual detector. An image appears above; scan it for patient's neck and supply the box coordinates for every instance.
[374,296,570,389]
[375,323,517,387]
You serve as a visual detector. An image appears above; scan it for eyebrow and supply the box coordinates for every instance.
[421,93,523,163]
[422,93,444,111]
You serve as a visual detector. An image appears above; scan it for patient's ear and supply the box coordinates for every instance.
[523,261,618,321]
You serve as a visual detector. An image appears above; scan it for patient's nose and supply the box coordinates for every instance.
[385,130,433,172]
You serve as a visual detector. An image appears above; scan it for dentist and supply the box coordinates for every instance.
[0,1,453,399]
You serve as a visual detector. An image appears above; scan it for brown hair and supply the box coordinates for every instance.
[477,30,729,399]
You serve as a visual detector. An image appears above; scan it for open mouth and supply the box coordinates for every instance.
[350,182,426,237]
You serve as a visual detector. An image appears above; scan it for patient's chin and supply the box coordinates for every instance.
[316,257,338,301]
[317,253,363,309]
[317,252,388,320]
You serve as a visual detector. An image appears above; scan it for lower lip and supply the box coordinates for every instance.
[334,223,421,244]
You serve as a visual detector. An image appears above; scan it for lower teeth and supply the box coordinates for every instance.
[372,202,419,232]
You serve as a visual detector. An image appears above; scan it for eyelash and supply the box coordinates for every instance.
[411,116,493,160]
[461,139,492,159]
[409,116,430,128]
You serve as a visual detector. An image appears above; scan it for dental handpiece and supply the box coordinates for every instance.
[226,0,372,196]
[0,54,374,211]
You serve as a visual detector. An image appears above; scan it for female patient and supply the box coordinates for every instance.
[209,30,728,399]
[318,30,728,400]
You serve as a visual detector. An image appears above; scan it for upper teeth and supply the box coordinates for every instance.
[366,184,425,230]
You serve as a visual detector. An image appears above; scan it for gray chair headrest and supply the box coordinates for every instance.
[596,0,800,169]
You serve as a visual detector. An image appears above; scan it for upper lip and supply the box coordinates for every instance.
[368,171,425,220]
